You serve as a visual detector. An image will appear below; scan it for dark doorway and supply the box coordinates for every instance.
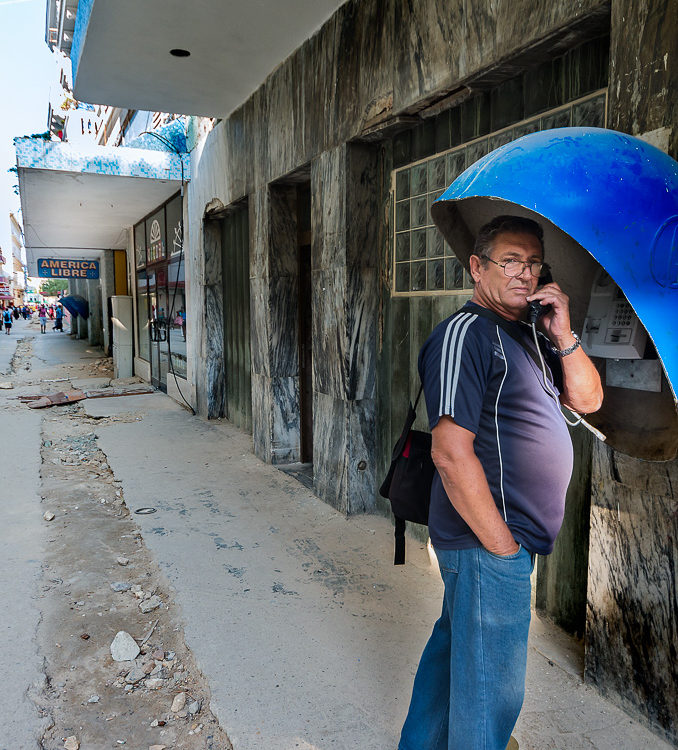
[297,184,313,463]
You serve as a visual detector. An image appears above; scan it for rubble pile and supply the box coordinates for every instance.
[87,357,114,377]
[34,389,231,749]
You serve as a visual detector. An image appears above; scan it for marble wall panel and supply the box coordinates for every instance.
[245,89,270,191]
[270,376,301,464]
[392,0,607,113]
[290,47,311,169]
[608,0,677,156]
[249,188,270,281]
[345,264,377,401]
[266,64,298,183]
[312,390,348,512]
[347,398,377,514]
[300,30,328,162]
[203,219,222,287]
[204,283,225,419]
[270,186,299,279]
[586,440,678,739]
[331,2,365,144]
[346,143,380,269]
[312,265,346,399]
[222,106,250,200]
[357,0,395,131]
[269,274,299,379]
[311,147,347,271]
[200,219,225,419]
[392,0,466,113]
[251,372,272,462]
[249,275,271,379]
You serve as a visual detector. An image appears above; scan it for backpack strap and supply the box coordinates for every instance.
[394,516,406,565]
[392,383,424,566]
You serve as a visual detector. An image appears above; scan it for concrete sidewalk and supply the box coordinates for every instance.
[79,384,673,750]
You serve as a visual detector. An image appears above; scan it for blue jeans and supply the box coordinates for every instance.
[399,545,534,750]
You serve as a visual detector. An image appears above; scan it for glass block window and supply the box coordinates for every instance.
[392,90,607,296]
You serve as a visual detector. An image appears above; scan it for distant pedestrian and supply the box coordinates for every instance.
[54,305,64,332]
[38,304,47,334]
[3,307,12,334]
[13,306,19,320]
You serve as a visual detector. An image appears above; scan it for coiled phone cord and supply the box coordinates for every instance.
[530,323,584,427]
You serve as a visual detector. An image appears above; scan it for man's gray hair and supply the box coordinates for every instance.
[474,215,545,259]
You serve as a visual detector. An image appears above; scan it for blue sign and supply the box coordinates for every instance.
[37,258,99,279]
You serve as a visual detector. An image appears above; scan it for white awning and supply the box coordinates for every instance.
[16,137,186,275]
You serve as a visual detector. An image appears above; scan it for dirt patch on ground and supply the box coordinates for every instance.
[14,345,233,749]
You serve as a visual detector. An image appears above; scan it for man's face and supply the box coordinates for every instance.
[470,231,543,320]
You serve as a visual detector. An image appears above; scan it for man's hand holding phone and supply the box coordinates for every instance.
[526,279,577,352]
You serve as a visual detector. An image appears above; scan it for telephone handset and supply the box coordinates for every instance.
[526,268,553,324]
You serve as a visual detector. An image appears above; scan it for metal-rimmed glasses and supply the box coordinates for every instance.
[482,256,549,278]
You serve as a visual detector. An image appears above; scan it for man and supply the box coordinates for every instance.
[54,304,64,331]
[398,215,603,750]
[3,306,12,334]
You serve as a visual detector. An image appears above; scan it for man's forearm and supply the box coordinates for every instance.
[556,342,603,413]
[433,448,519,555]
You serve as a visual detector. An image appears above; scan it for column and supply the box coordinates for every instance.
[310,143,379,514]
[87,278,103,347]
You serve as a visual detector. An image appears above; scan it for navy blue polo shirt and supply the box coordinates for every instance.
[418,301,574,555]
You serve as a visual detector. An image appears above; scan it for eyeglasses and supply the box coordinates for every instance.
[482,256,549,278]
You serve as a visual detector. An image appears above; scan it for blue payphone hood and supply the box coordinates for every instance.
[430,127,678,403]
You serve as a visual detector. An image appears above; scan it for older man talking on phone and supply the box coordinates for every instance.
[398,215,603,750]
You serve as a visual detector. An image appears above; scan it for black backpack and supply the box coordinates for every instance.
[379,385,436,565]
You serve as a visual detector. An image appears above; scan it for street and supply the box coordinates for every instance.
[0,319,674,750]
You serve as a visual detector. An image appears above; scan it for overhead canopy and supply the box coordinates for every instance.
[431,127,678,460]
[60,294,89,319]
[70,0,347,117]
[15,137,187,275]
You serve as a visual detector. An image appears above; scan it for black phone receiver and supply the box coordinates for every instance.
[527,267,553,324]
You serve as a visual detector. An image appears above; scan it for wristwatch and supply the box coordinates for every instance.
[554,332,581,357]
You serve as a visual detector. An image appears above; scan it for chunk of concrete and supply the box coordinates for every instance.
[110,630,140,661]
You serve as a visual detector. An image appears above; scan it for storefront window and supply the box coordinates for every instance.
[168,256,187,378]
[166,194,183,256]
[146,208,166,264]
[134,223,146,269]
[133,191,185,390]
[136,269,149,361]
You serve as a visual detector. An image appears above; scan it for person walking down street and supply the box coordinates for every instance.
[38,304,47,334]
[54,304,64,332]
[398,215,603,750]
[13,306,19,320]
[3,307,12,334]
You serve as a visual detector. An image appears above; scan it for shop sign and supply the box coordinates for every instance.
[0,277,12,299]
[37,258,100,279]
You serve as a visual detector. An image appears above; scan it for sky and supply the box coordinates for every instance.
[0,0,56,271]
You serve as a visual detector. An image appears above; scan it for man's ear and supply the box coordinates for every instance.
[469,254,482,283]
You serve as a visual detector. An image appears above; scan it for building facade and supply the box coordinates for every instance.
[9,213,26,306]
[19,0,678,743]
